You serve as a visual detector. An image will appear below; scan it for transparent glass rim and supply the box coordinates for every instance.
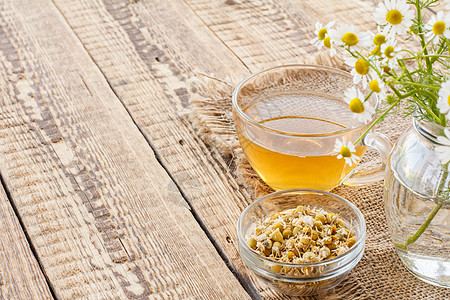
[236,189,367,269]
[232,64,379,137]
[413,111,446,146]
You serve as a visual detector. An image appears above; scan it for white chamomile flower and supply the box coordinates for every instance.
[369,27,393,56]
[425,11,450,44]
[446,0,450,10]
[344,56,375,88]
[334,138,360,167]
[374,0,414,37]
[381,39,402,69]
[436,128,450,170]
[310,21,335,49]
[437,80,450,117]
[369,75,387,100]
[344,86,376,123]
[323,35,337,56]
[328,24,372,51]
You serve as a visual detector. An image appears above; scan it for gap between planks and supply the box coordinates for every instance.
[50,1,261,299]
[0,172,55,299]
[49,1,260,298]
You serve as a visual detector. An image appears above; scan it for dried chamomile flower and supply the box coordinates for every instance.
[246,205,358,274]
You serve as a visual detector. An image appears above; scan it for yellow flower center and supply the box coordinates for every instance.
[386,9,403,25]
[369,80,381,93]
[324,37,332,48]
[349,98,365,113]
[318,28,327,40]
[374,34,386,45]
[340,146,352,158]
[447,95,450,107]
[355,59,370,75]
[383,66,391,73]
[384,46,395,58]
[342,32,359,46]
[433,21,446,35]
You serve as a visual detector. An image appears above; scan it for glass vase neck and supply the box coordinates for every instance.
[413,115,445,145]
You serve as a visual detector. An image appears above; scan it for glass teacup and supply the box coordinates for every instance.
[232,64,388,191]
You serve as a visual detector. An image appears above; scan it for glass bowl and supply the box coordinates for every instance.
[237,189,366,296]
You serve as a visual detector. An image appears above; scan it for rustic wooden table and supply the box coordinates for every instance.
[0,0,447,299]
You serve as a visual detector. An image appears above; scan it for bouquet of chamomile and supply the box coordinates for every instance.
[310,0,450,248]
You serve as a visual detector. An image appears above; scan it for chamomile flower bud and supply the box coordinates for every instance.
[409,26,419,36]
[386,94,397,105]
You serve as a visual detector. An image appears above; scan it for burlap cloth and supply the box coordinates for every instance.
[188,53,450,299]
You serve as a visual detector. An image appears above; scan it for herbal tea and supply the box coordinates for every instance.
[237,90,367,191]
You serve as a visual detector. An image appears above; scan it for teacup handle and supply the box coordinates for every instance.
[341,131,393,186]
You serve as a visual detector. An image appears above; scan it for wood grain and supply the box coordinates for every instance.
[183,0,376,70]
[51,0,269,296]
[0,0,250,299]
[50,0,388,298]
[0,183,53,299]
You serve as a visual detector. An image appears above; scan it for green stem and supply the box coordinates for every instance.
[394,65,407,82]
[419,89,439,102]
[440,113,446,126]
[413,95,442,123]
[423,54,450,58]
[355,51,383,79]
[431,42,446,64]
[364,90,374,102]
[396,81,441,90]
[406,54,450,59]
[353,86,420,146]
[390,86,417,100]
[415,1,432,72]
[353,98,401,145]
[399,54,450,61]
[394,204,443,250]
[446,38,450,55]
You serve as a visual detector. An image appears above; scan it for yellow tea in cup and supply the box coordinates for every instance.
[233,65,377,191]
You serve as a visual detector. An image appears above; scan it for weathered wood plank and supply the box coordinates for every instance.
[0,182,53,299]
[184,0,377,70]
[52,0,450,298]
[51,0,269,296]
[51,0,388,298]
[0,0,250,299]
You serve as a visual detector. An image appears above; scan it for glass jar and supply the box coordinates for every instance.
[237,189,366,296]
[384,117,449,287]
